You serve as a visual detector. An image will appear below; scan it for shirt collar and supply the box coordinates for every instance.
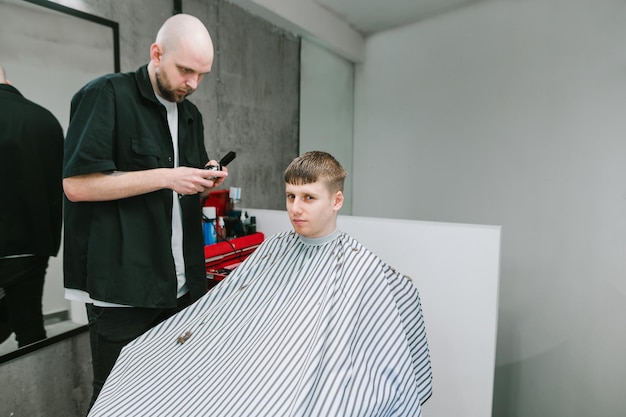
[0,84,23,97]
[297,228,341,246]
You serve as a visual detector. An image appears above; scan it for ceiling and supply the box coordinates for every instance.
[314,0,487,35]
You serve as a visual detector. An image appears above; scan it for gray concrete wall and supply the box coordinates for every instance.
[0,0,300,415]
[0,332,92,417]
[186,0,300,210]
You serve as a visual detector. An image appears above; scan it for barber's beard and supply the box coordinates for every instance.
[155,70,192,103]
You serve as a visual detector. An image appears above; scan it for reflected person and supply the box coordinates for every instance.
[62,14,226,409]
[0,64,64,348]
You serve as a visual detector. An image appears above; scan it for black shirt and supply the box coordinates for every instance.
[0,84,64,257]
[63,65,209,308]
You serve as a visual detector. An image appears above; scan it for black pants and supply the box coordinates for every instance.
[86,293,191,411]
[0,256,48,347]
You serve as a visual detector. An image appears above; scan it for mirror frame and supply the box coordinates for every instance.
[0,0,119,364]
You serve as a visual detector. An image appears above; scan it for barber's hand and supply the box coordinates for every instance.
[204,160,228,189]
[167,166,228,196]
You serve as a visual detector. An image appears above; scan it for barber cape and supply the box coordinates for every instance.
[89,229,433,417]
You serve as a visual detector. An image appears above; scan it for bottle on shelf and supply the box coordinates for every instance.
[217,216,226,240]
[202,206,217,245]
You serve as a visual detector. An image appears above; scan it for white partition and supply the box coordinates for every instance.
[248,209,501,417]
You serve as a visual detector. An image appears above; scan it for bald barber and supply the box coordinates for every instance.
[62,14,226,409]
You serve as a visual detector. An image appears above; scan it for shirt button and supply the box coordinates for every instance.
[168,156,173,162]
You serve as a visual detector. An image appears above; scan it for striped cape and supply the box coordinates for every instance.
[89,230,433,416]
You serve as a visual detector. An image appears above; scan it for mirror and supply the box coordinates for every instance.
[0,0,119,362]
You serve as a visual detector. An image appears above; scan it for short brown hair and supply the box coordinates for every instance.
[284,151,347,193]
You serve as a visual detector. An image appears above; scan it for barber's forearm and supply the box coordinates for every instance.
[63,170,169,202]
[63,166,224,202]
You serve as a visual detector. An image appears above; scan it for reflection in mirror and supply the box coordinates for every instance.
[0,0,119,362]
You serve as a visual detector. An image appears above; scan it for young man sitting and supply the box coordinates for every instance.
[88,151,433,417]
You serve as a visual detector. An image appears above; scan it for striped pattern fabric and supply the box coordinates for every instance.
[89,230,433,416]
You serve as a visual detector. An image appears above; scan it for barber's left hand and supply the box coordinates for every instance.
[202,160,228,189]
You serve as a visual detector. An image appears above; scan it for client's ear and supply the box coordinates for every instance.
[333,191,344,211]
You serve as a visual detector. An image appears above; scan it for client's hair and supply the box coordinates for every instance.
[284,151,347,193]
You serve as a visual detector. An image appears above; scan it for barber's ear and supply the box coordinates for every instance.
[149,44,163,65]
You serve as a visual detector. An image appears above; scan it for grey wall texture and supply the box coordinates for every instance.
[0,0,300,415]
[187,0,300,210]
[0,332,92,417]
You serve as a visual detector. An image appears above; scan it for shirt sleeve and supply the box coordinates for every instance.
[63,79,118,178]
